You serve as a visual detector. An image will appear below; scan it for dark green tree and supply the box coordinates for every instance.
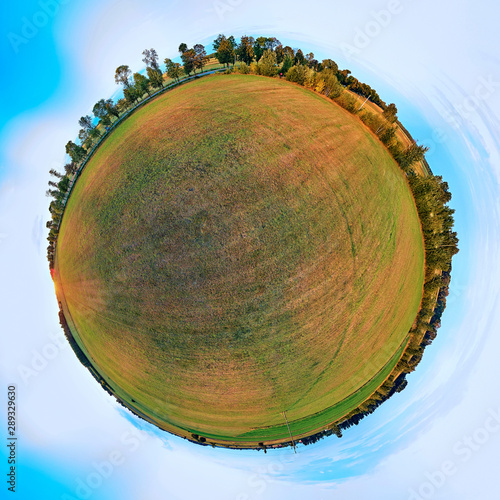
[383,103,398,123]
[253,36,267,61]
[146,66,163,89]
[64,162,78,175]
[275,45,285,64]
[280,55,293,76]
[181,49,196,75]
[396,143,429,171]
[105,99,120,118]
[78,115,93,131]
[133,72,150,96]
[93,99,111,125]
[65,141,86,162]
[237,36,255,65]
[294,49,305,65]
[216,36,235,67]
[193,44,208,72]
[123,86,139,106]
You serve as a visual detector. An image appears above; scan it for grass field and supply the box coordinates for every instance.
[54,74,424,444]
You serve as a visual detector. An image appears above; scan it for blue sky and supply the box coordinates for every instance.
[1,1,499,499]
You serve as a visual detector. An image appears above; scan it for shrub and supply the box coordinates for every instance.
[238,62,250,74]
[359,110,384,134]
[285,65,309,85]
[259,49,278,77]
[333,92,358,114]
[249,62,260,75]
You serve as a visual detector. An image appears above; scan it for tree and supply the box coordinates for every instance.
[93,99,111,125]
[322,59,338,73]
[181,49,196,75]
[142,48,160,72]
[123,86,139,106]
[237,36,255,65]
[116,98,128,114]
[89,127,101,139]
[294,49,305,65]
[395,143,429,171]
[78,128,89,145]
[281,55,293,76]
[336,69,351,85]
[78,115,94,131]
[382,103,398,123]
[308,59,319,71]
[64,162,78,175]
[46,188,60,198]
[146,66,163,89]
[227,36,237,51]
[305,52,314,63]
[105,99,120,118]
[285,64,309,85]
[114,65,132,89]
[193,44,208,72]
[265,37,281,51]
[216,36,235,67]
[320,69,343,98]
[133,72,150,97]
[275,45,285,64]
[49,168,63,178]
[259,49,277,77]
[283,46,294,59]
[213,34,227,52]
[165,59,182,81]
[178,43,188,54]
[253,36,267,61]
[65,141,86,162]
[379,126,396,145]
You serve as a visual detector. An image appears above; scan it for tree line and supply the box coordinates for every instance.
[45,34,403,269]
[47,33,459,450]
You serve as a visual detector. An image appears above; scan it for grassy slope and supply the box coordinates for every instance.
[55,74,424,443]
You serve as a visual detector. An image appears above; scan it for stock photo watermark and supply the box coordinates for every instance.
[408,406,500,499]
[340,0,404,61]
[7,0,71,54]
[441,76,500,129]
[61,427,149,500]
[235,449,299,499]
[207,0,244,21]
[17,330,68,385]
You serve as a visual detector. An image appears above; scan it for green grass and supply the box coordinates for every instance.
[55,74,424,445]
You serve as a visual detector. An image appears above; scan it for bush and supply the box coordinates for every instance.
[259,49,278,77]
[285,65,309,85]
[304,67,317,88]
[333,92,358,114]
[238,62,250,74]
[249,62,260,75]
[379,126,396,145]
[358,110,384,134]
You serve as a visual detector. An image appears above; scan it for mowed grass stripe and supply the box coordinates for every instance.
[55,74,424,443]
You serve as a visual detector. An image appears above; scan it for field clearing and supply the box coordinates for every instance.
[55,74,424,444]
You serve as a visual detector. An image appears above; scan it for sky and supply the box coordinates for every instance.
[0,0,499,499]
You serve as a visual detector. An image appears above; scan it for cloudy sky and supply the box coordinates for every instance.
[1,0,499,499]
